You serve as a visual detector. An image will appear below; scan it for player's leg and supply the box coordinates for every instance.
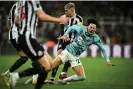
[9,67,38,89]
[1,39,28,87]
[8,51,28,73]
[2,39,28,74]
[24,37,52,88]
[21,35,52,71]
[58,52,86,84]
[9,35,52,89]
[9,57,50,89]
[51,50,70,75]
[49,49,62,84]
[44,51,52,65]
[59,61,70,79]
[59,42,70,80]
[25,51,53,84]
[25,51,53,85]
[59,64,86,84]
[9,60,47,89]
[1,52,28,87]
[32,60,48,89]
[52,56,63,69]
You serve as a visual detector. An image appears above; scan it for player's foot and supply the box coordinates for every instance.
[25,77,32,84]
[59,73,68,80]
[1,72,10,88]
[49,78,55,84]
[9,73,19,89]
[32,78,37,85]
[32,74,38,85]
[44,80,49,84]
[58,79,67,85]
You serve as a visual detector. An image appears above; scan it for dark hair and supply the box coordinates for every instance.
[65,2,75,9]
[87,18,99,28]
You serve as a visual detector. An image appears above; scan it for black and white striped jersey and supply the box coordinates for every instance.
[16,0,42,39]
[60,14,83,41]
[8,2,19,40]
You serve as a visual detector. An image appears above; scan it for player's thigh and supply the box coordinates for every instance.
[72,64,86,77]
[52,56,62,69]
[44,51,52,65]
[38,55,51,71]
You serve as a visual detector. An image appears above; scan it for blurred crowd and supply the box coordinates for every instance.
[0,1,133,49]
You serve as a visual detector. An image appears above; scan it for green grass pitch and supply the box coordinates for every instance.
[0,55,133,89]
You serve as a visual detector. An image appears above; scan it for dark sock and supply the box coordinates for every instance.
[35,71,48,89]
[19,67,38,78]
[51,66,59,78]
[32,60,48,89]
[62,61,71,73]
[9,56,28,72]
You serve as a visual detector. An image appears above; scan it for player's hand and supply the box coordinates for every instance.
[59,16,69,24]
[106,61,115,66]
[57,36,70,42]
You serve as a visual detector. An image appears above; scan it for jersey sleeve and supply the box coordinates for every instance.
[31,1,42,11]
[64,25,82,36]
[95,37,109,61]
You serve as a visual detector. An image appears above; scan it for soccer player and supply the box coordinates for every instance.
[49,2,83,84]
[1,2,28,88]
[8,1,68,89]
[51,18,114,84]
[25,2,83,85]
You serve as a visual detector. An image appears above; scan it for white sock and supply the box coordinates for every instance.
[50,77,54,79]
[14,73,19,79]
[61,72,66,75]
[10,72,19,80]
[63,75,85,82]
[33,74,38,80]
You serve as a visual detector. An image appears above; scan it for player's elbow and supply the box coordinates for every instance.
[38,14,45,21]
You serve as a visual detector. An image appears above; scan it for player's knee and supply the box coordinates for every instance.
[51,64,55,69]
[45,64,51,72]
[45,67,51,72]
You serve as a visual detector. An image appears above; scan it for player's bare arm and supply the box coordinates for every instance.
[35,9,68,24]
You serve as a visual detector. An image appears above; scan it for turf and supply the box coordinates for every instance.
[0,55,133,89]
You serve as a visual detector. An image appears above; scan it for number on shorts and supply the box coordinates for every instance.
[76,59,80,64]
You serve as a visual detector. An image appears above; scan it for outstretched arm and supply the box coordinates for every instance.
[95,40,115,66]
[58,25,82,41]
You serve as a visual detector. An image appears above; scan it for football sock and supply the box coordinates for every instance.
[51,66,59,78]
[19,67,38,78]
[62,61,70,73]
[9,56,28,72]
[63,75,85,82]
[35,70,48,89]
